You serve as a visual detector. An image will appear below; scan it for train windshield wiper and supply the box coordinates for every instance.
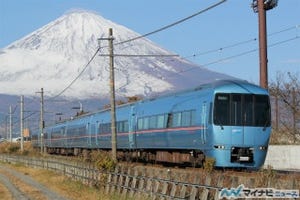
[215,118,224,130]
[262,119,269,131]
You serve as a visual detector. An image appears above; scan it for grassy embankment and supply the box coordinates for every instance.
[0,142,144,200]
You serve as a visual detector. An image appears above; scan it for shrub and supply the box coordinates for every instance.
[90,150,116,171]
[203,157,215,173]
[7,144,20,153]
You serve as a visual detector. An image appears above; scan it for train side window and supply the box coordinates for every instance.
[166,113,173,128]
[117,122,122,133]
[172,112,182,127]
[124,121,129,132]
[99,123,111,134]
[182,111,191,126]
[138,114,171,130]
[106,123,111,133]
[143,117,149,130]
[137,118,143,130]
[79,126,86,135]
[191,110,196,126]
[117,120,129,133]
[157,115,165,128]
[149,116,157,129]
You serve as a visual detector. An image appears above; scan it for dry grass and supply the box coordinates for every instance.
[0,142,40,156]
[3,163,140,200]
[0,168,47,200]
[0,181,12,200]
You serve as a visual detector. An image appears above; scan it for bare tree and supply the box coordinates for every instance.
[269,72,300,143]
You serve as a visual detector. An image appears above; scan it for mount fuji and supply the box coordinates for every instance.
[0,10,234,99]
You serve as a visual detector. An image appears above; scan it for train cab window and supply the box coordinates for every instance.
[231,94,242,126]
[214,93,270,127]
[255,95,271,127]
[214,94,230,126]
[244,95,254,126]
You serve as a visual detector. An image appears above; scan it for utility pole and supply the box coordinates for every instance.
[39,88,45,153]
[258,0,268,89]
[20,95,24,151]
[9,106,12,142]
[109,28,117,162]
[5,116,8,140]
[98,28,117,162]
[252,0,278,89]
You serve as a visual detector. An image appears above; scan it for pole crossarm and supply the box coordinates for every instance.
[98,54,179,57]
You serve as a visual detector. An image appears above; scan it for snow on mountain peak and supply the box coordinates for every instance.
[0,10,234,99]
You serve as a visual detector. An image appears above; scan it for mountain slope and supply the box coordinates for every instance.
[0,10,234,99]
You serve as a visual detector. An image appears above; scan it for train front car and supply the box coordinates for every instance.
[207,80,271,169]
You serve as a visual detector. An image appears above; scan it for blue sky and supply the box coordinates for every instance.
[0,0,299,84]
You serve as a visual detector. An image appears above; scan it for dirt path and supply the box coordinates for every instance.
[0,164,68,200]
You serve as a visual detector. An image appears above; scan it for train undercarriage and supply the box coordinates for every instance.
[45,147,206,167]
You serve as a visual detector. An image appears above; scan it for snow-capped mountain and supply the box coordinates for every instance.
[0,10,234,99]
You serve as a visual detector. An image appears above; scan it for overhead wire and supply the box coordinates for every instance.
[46,47,101,101]
[173,35,300,74]
[47,0,227,100]
[114,0,227,46]
[183,24,299,59]
[32,1,298,112]
[110,25,300,100]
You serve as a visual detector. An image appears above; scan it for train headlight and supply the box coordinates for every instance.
[259,146,267,150]
[214,145,225,149]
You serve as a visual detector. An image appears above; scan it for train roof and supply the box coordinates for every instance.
[144,79,267,100]
[49,79,267,126]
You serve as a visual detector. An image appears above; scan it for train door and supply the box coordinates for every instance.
[86,123,92,147]
[128,105,137,149]
[201,102,207,144]
[96,121,100,146]
[62,126,67,147]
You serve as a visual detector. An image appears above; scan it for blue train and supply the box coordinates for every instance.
[32,80,271,169]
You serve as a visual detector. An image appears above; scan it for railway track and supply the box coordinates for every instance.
[0,164,68,200]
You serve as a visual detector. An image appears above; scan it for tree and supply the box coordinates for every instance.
[269,72,300,143]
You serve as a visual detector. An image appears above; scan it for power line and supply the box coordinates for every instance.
[111,31,300,99]
[98,54,178,57]
[176,36,300,74]
[184,24,299,59]
[47,0,227,99]
[186,38,257,59]
[115,0,227,45]
[46,47,101,101]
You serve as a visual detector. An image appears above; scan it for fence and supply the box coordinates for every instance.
[0,155,221,199]
[0,154,298,200]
